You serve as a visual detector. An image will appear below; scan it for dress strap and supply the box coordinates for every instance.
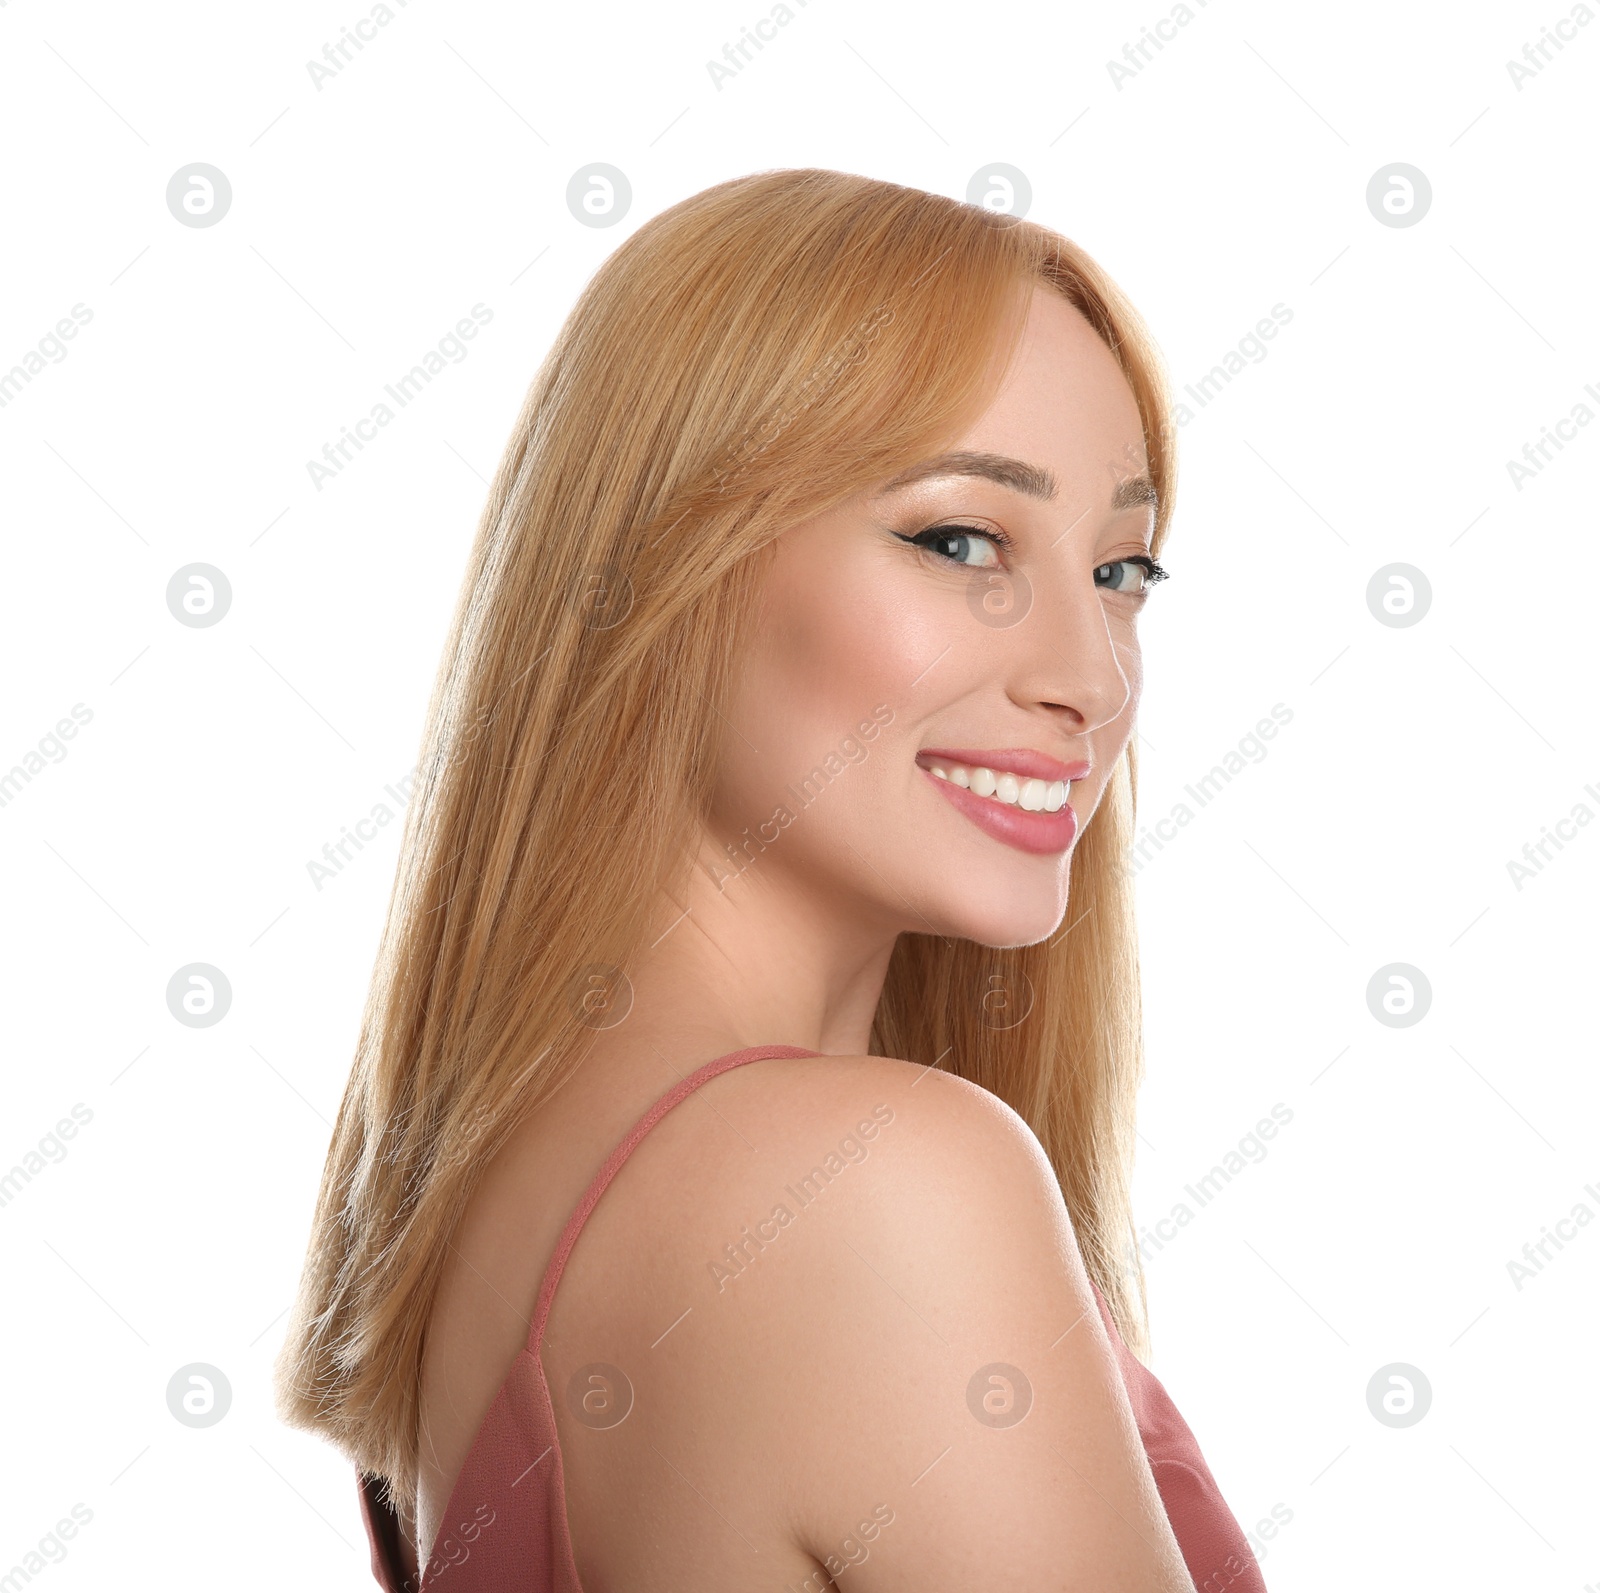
[525,1043,820,1355]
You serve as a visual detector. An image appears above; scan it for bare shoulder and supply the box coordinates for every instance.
[716,1046,1041,1147]
[695,1048,1088,1303]
[719,1047,1092,1303]
[712,1048,1077,1241]
[692,1050,1192,1590]
[531,1048,1189,1589]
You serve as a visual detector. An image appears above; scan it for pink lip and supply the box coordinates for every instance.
[917,747,1091,783]
[916,752,1084,857]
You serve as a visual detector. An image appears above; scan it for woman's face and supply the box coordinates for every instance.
[712,284,1159,949]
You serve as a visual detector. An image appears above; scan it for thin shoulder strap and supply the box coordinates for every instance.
[525,1042,820,1354]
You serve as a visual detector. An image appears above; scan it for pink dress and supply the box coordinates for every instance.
[358,1043,1267,1591]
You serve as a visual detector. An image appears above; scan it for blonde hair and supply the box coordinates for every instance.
[275,167,1178,1489]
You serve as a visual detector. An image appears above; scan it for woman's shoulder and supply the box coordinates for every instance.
[694,1047,1086,1290]
[535,1046,1089,1377]
[713,1046,1046,1147]
[544,1042,1100,1410]
[567,1050,1189,1587]
[704,1047,1066,1218]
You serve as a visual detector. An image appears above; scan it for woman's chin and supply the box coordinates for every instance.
[923,890,1072,952]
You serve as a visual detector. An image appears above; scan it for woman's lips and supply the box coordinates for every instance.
[920,766,1079,855]
[917,747,1090,784]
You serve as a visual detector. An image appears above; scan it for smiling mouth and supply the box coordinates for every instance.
[922,757,1071,813]
[914,750,1086,857]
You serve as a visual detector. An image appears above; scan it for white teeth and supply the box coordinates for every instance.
[924,760,1073,814]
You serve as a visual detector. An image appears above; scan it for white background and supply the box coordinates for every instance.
[1,0,1596,1588]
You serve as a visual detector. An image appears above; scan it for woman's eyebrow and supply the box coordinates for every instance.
[1110,472,1159,514]
[874,450,1159,517]
[874,450,1057,501]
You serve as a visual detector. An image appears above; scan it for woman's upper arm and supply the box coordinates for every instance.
[756,1062,1192,1592]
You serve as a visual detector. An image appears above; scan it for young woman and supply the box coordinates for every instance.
[276,168,1267,1592]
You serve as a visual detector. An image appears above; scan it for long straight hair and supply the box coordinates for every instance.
[275,168,1178,1488]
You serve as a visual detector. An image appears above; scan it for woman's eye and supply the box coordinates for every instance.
[1095,556,1168,595]
[900,525,1004,569]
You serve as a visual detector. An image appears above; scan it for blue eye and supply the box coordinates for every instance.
[1095,556,1169,595]
[896,524,1007,569]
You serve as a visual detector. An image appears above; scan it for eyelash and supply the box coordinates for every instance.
[894,523,1170,594]
[895,522,1020,560]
